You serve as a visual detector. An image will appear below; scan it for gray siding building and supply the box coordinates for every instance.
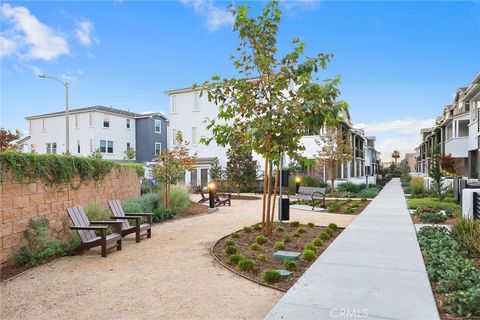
[135,113,168,162]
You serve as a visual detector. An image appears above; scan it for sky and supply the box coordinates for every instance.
[1,0,479,159]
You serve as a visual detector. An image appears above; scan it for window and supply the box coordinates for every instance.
[127,142,131,150]
[103,115,110,128]
[75,115,79,128]
[77,140,81,154]
[46,142,57,154]
[155,142,162,155]
[126,119,131,129]
[155,119,161,133]
[31,144,36,154]
[194,92,200,111]
[89,112,93,127]
[172,129,178,146]
[100,140,114,153]
[171,95,177,113]
[465,101,470,113]
[192,127,197,145]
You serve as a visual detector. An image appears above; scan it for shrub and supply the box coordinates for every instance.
[327,200,342,213]
[284,260,298,271]
[360,198,368,203]
[344,207,355,214]
[275,226,285,232]
[122,198,143,214]
[256,235,268,245]
[416,211,447,224]
[153,207,176,223]
[15,218,78,267]
[304,244,316,252]
[283,235,292,243]
[444,287,480,317]
[256,254,267,261]
[225,240,236,247]
[231,232,240,239]
[262,269,282,283]
[295,227,306,234]
[274,241,285,250]
[328,223,338,230]
[410,177,425,195]
[290,221,300,227]
[238,259,255,271]
[157,187,190,215]
[253,224,262,231]
[318,231,330,240]
[293,232,301,237]
[313,238,324,246]
[307,222,315,228]
[228,254,244,264]
[224,245,237,255]
[85,204,112,233]
[324,228,333,236]
[338,182,364,194]
[452,219,480,257]
[243,226,253,233]
[250,243,260,251]
[357,186,381,198]
[302,249,316,262]
[407,198,461,216]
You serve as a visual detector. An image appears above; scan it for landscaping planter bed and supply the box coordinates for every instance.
[296,199,370,215]
[229,195,261,200]
[212,222,343,291]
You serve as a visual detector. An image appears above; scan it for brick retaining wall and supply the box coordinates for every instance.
[0,168,140,266]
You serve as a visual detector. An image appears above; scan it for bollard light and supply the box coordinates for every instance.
[295,176,301,193]
[208,181,218,213]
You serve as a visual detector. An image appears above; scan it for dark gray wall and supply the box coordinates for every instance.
[135,116,168,162]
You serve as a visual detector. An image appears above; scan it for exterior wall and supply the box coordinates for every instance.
[444,137,468,157]
[135,116,168,162]
[0,168,140,267]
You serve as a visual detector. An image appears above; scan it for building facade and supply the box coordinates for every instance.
[135,113,169,163]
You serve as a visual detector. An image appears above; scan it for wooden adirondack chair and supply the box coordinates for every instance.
[195,186,210,204]
[67,206,123,257]
[108,199,152,242]
[215,193,231,206]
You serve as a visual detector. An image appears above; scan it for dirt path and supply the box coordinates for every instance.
[1,195,357,320]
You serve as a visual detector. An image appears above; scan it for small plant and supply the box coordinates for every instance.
[293,232,301,237]
[284,260,298,271]
[238,259,255,271]
[324,228,333,236]
[225,240,236,247]
[274,241,285,250]
[255,235,268,245]
[275,225,285,232]
[256,254,267,261]
[344,207,355,214]
[304,244,316,252]
[360,198,368,203]
[318,231,330,240]
[153,207,176,223]
[253,224,262,231]
[302,249,316,262]
[243,226,253,233]
[228,254,244,264]
[250,243,261,251]
[295,227,306,234]
[327,200,342,213]
[283,235,292,243]
[262,269,282,283]
[231,232,240,239]
[224,245,237,255]
[307,222,315,228]
[328,223,338,230]
[290,221,300,227]
[313,238,324,246]
[410,177,425,195]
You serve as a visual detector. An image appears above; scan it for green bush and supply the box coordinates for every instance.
[238,259,255,271]
[293,232,301,237]
[158,187,190,215]
[275,225,285,232]
[262,269,282,283]
[302,249,316,262]
[153,207,176,223]
[318,231,330,240]
[289,175,324,188]
[231,232,240,239]
[295,227,306,234]
[243,226,253,233]
[124,193,159,214]
[324,228,333,236]
[250,243,260,251]
[225,240,236,247]
[452,219,480,257]
[122,198,143,213]
[444,287,480,317]
[256,235,268,245]
[283,235,292,243]
[327,200,342,213]
[410,177,425,195]
[224,245,237,255]
[406,198,461,216]
[338,182,365,194]
[228,254,244,264]
[307,222,315,228]
[328,223,338,230]
[15,218,79,267]
[290,221,300,227]
[313,238,324,246]
[360,198,368,203]
[256,254,267,261]
[357,186,381,198]
[253,224,262,231]
[84,204,112,233]
[274,241,285,250]
[304,244,316,252]
[284,260,298,271]
[344,207,355,214]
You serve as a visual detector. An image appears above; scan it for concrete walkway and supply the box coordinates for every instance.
[266,179,440,320]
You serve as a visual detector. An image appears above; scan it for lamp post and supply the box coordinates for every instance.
[208,182,218,213]
[295,176,301,193]
[38,74,69,154]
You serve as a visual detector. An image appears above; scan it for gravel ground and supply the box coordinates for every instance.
[0,194,357,320]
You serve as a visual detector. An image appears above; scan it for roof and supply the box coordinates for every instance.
[25,105,168,121]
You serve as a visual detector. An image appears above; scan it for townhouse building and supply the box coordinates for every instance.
[165,86,380,187]
[25,106,168,163]
[416,72,480,177]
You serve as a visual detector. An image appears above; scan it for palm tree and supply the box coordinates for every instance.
[391,150,401,164]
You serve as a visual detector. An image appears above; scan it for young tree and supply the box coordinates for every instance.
[226,146,258,195]
[152,131,196,208]
[316,126,352,192]
[209,158,224,181]
[198,1,345,234]
[391,150,400,164]
[0,128,21,151]
[440,154,456,175]
[429,148,445,201]
[124,147,136,160]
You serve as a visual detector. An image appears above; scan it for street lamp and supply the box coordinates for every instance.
[38,74,70,154]
[295,176,301,193]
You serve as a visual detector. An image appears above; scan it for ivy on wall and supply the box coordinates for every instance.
[0,151,144,186]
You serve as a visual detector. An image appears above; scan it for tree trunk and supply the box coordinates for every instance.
[261,145,270,232]
[269,165,280,234]
[330,160,336,193]
[265,161,273,235]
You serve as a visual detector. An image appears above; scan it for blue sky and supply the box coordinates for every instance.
[1,0,479,158]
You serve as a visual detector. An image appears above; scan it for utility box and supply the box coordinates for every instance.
[281,198,290,221]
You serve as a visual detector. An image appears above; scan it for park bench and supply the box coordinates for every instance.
[289,186,326,210]
[67,206,123,257]
[108,199,153,242]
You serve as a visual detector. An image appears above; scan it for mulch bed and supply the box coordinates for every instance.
[230,195,261,200]
[178,202,208,218]
[1,264,28,282]
[212,222,343,291]
[409,213,459,225]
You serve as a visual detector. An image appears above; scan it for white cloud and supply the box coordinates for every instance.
[281,0,320,12]
[0,35,17,57]
[0,3,69,60]
[356,118,435,135]
[75,19,97,46]
[181,0,234,32]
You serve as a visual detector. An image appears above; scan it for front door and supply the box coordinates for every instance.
[190,169,197,187]
[201,169,208,186]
